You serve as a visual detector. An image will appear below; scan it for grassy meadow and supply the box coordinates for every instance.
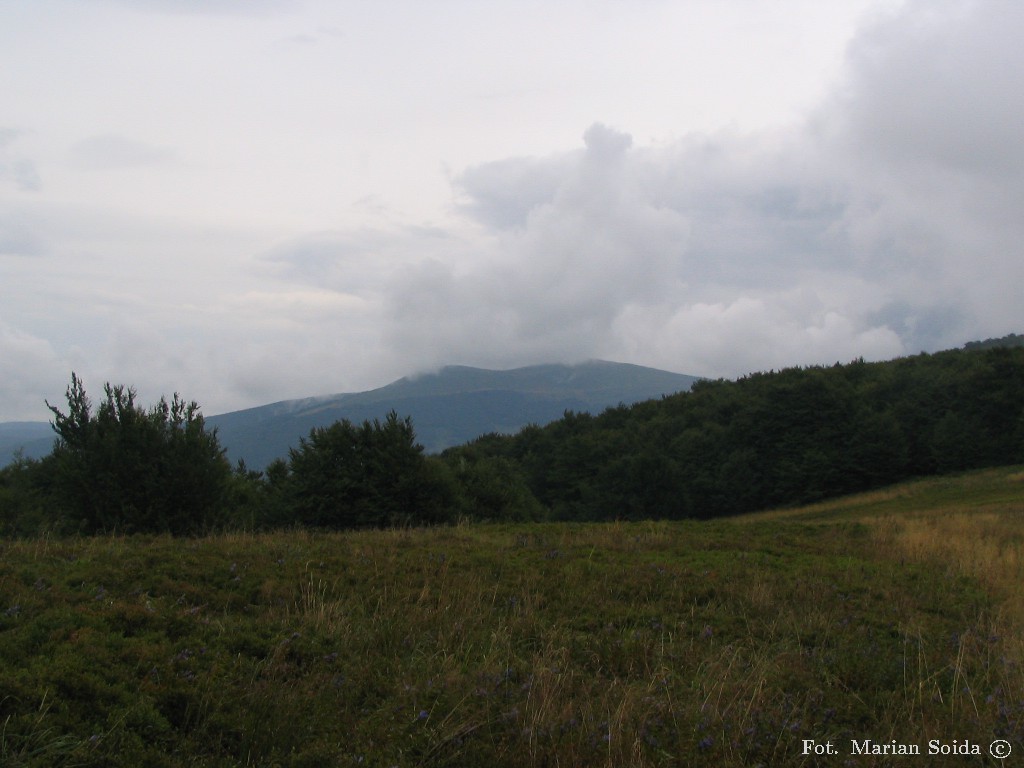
[2,467,1023,766]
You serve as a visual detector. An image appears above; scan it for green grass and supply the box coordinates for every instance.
[2,469,1024,766]
[749,465,1024,522]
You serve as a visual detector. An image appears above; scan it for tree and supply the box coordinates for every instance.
[444,451,543,521]
[0,453,51,536]
[46,373,231,534]
[282,411,457,529]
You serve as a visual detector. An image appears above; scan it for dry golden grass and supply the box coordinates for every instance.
[749,466,1024,740]
[874,513,1022,597]
[746,469,1024,611]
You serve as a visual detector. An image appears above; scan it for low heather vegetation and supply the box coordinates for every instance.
[1,467,1023,766]
[1,340,1022,765]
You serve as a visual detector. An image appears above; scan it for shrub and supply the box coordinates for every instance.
[44,373,231,535]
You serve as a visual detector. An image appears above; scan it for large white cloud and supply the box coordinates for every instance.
[366,0,1024,379]
[2,0,1021,421]
[374,121,908,379]
[820,0,1024,346]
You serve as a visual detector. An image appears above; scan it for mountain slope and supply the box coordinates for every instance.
[0,361,698,469]
[0,422,54,465]
[207,361,698,468]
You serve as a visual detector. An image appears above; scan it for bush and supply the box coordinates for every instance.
[44,373,231,535]
[276,411,458,529]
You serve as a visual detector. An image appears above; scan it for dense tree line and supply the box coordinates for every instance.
[2,343,1023,535]
[0,376,522,536]
[963,333,1023,351]
[442,346,1024,520]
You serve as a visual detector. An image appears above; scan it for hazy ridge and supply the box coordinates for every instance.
[0,360,698,469]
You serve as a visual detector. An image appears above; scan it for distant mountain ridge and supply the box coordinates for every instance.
[0,422,54,466]
[206,361,699,468]
[2,360,697,469]
[4,334,1022,469]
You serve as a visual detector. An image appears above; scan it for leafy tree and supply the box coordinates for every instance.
[281,411,457,529]
[443,451,543,521]
[45,373,231,534]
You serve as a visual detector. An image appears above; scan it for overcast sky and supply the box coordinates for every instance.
[2,0,1021,421]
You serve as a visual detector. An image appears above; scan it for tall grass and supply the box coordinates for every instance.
[1,469,1023,765]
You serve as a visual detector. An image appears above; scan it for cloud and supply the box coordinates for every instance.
[262,225,469,296]
[369,0,1023,379]
[819,0,1024,340]
[3,0,1021,422]
[832,0,1024,181]
[86,0,294,16]
[455,154,575,230]
[68,135,178,170]
[0,128,41,192]
[377,122,899,378]
[0,318,65,420]
[383,124,697,371]
[0,221,44,256]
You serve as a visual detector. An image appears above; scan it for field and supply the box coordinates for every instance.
[2,467,1022,766]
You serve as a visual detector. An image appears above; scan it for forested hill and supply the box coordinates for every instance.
[3,339,1023,536]
[443,345,1024,521]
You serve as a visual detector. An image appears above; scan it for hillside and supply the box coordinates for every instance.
[0,422,53,465]
[5,334,1021,470]
[1,467,1021,766]
[446,345,1024,521]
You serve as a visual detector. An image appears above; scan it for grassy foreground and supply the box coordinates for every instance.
[2,469,1023,766]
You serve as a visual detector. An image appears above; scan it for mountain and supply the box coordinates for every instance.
[0,422,55,465]
[0,361,698,470]
[206,361,699,469]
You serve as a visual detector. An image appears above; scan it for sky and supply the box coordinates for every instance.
[2,0,1022,421]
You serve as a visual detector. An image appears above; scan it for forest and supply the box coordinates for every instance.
[1,340,1022,536]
